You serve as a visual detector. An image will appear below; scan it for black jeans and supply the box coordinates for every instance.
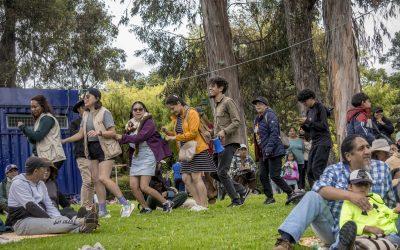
[211,143,245,200]
[297,163,306,190]
[307,145,331,188]
[259,155,293,198]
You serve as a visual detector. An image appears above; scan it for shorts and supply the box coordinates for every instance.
[88,141,105,162]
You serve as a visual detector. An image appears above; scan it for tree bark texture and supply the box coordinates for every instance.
[200,0,247,144]
[0,0,17,88]
[283,0,321,100]
[323,0,361,145]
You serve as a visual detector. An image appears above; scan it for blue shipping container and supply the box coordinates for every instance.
[0,88,81,195]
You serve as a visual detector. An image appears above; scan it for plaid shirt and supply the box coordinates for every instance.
[312,160,396,234]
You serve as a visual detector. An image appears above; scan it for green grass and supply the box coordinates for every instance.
[2,194,315,249]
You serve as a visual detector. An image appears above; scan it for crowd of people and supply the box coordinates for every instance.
[1,75,400,249]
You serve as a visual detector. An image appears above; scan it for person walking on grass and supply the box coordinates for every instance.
[297,89,332,188]
[208,76,250,207]
[62,88,133,218]
[71,100,94,211]
[116,101,173,213]
[6,157,98,235]
[18,95,66,170]
[252,96,303,206]
[164,95,216,211]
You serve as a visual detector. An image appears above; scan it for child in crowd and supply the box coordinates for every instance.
[338,169,400,248]
[281,152,299,191]
[172,162,185,192]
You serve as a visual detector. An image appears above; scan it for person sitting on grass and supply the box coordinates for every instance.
[0,164,19,214]
[230,144,257,193]
[42,162,77,219]
[338,169,400,248]
[273,135,396,250]
[5,156,98,235]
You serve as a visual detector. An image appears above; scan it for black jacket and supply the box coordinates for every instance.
[372,116,394,139]
[301,102,332,147]
[70,117,85,158]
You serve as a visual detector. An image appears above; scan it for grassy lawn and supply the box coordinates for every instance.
[3,194,315,249]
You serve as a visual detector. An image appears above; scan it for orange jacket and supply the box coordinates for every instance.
[170,107,209,154]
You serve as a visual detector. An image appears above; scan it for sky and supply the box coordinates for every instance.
[106,1,400,76]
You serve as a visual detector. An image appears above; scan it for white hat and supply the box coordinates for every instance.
[239,144,247,149]
[371,139,391,153]
[349,169,373,184]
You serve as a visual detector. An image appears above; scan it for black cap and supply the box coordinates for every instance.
[25,156,53,172]
[87,88,101,100]
[252,96,268,106]
[72,100,84,113]
[373,107,383,113]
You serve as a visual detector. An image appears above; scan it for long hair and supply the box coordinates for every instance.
[31,95,53,119]
[129,101,149,119]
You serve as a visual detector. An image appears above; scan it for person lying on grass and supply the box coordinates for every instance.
[337,169,400,248]
[273,135,396,250]
[5,156,98,235]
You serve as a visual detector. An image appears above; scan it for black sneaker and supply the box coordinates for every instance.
[285,190,305,205]
[337,221,357,249]
[264,197,276,205]
[228,198,243,207]
[162,201,174,213]
[240,188,251,203]
[139,208,152,214]
[80,212,99,233]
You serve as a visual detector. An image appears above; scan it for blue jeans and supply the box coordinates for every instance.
[278,191,337,245]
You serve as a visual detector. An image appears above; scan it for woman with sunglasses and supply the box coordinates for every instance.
[62,88,133,218]
[116,101,173,213]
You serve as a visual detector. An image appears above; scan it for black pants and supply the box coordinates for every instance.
[297,163,306,190]
[259,155,293,198]
[307,145,331,188]
[211,143,245,200]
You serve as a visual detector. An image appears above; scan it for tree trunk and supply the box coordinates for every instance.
[283,0,321,102]
[0,0,17,88]
[200,0,247,144]
[323,0,361,145]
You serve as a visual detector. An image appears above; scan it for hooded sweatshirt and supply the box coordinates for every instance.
[6,174,60,226]
[346,107,375,144]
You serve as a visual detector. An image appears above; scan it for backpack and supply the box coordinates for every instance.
[263,112,289,149]
[355,235,397,250]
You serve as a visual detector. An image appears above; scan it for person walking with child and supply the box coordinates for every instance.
[288,127,305,190]
[281,152,299,191]
[164,95,216,211]
[116,101,173,213]
[62,88,133,218]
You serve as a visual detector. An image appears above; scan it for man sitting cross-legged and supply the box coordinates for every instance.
[5,156,98,235]
[273,134,396,249]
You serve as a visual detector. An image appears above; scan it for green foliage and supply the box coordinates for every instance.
[1,0,125,88]
[381,31,400,70]
[361,66,400,121]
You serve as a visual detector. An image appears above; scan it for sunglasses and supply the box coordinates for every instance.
[133,108,144,112]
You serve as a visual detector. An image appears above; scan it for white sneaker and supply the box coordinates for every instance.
[189,205,208,212]
[98,211,111,219]
[120,203,135,217]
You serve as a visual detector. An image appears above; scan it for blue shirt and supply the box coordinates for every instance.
[312,160,396,234]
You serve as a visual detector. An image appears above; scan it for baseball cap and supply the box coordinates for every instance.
[349,169,373,185]
[72,100,84,113]
[25,156,53,172]
[5,164,18,174]
[239,144,247,149]
[251,96,268,106]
